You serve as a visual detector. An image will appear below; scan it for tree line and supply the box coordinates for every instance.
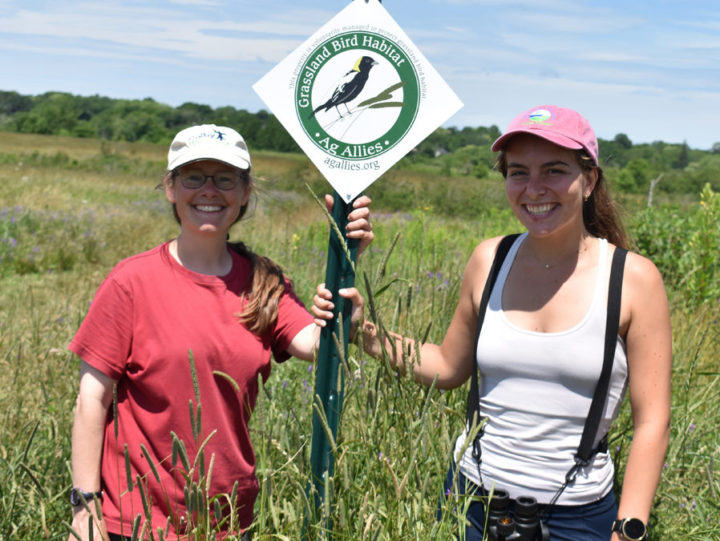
[0,90,300,152]
[1,89,718,195]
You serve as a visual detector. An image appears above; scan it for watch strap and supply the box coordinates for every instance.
[70,488,103,507]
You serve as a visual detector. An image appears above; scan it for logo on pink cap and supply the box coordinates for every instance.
[526,108,553,124]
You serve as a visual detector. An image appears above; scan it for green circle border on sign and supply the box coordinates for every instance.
[295,31,420,160]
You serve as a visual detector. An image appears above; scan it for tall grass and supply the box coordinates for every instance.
[0,134,718,539]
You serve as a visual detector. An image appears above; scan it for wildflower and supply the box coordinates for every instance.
[689,423,695,433]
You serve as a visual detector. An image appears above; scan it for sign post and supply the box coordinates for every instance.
[307,192,357,529]
[254,0,462,534]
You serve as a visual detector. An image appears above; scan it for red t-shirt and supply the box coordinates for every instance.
[69,242,313,538]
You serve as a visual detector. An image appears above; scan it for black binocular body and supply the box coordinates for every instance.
[486,489,550,541]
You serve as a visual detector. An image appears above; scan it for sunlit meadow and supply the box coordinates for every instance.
[0,133,718,539]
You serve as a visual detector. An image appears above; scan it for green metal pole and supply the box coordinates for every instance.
[305,191,358,538]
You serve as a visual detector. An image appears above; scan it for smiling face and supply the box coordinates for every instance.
[165,159,251,237]
[504,134,597,239]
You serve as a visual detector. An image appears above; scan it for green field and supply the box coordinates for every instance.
[0,133,718,539]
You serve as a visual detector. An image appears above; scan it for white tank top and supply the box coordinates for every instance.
[454,233,628,505]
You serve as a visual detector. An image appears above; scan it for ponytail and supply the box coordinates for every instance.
[575,151,629,250]
[228,241,288,336]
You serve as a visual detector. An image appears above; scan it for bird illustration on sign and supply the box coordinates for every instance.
[310,56,378,118]
[309,55,405,128]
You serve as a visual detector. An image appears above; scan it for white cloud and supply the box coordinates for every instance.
[435,0,574,9]
[168,0,222,5]
[0,5,322,62]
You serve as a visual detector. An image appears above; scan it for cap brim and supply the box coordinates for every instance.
[168,146,251,172]
[491,129,584,153]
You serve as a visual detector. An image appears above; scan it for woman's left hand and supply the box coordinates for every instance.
[324,194,374,255]
[311,283,365,336]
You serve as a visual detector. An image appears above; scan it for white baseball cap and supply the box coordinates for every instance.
[167,124,251,171]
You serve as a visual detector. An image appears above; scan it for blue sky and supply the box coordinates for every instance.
[1,0,719,149]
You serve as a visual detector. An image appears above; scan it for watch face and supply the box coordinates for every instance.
[623,518,647,539]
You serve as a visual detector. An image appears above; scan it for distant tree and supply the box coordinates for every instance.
[684,154,720,192]
[673,141,690,169]
[114,110,167,142]
[411,127,453,160]
[445,145,490,177]
[613,133,633,149]
[211,106,244,130]
[598,137,631,168]
[14,92,81,135]
[615,158,650,194]
[253,113,298,152]
[77,94,114,121]
[0,90,33,114]
[712,142,720,154]
[177,102,214,127]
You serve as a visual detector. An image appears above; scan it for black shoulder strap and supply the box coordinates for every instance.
[467,234,520,432]
[546,246,628,516]
[575,246,628,462]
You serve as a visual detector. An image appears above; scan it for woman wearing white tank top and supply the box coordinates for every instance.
[313,105,671,541]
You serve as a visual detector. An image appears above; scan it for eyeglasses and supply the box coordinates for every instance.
[177,170,241,191]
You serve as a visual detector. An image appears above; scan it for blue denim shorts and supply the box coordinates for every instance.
[439,462,617,541]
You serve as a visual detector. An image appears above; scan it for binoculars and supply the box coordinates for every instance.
[486,489,550,541]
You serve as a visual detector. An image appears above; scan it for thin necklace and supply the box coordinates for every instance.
[539,243,589,269]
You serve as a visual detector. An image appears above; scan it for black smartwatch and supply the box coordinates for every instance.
[69,488,104,507]
[611,517,647,540]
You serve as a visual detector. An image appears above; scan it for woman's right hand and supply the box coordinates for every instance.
[68,504,108,541]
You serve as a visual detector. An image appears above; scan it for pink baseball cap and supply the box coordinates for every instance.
[491,105,599,165]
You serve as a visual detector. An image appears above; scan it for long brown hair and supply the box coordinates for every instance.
[165,168,288,335]
[227,241,287,335]
[575,151,629,250]
[495,149,629,249]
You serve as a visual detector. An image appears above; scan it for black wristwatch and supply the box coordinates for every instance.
[611,517,648,540]
[69,488,104,507]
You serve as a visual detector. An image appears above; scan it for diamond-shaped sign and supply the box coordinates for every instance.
[254,0,463,202]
